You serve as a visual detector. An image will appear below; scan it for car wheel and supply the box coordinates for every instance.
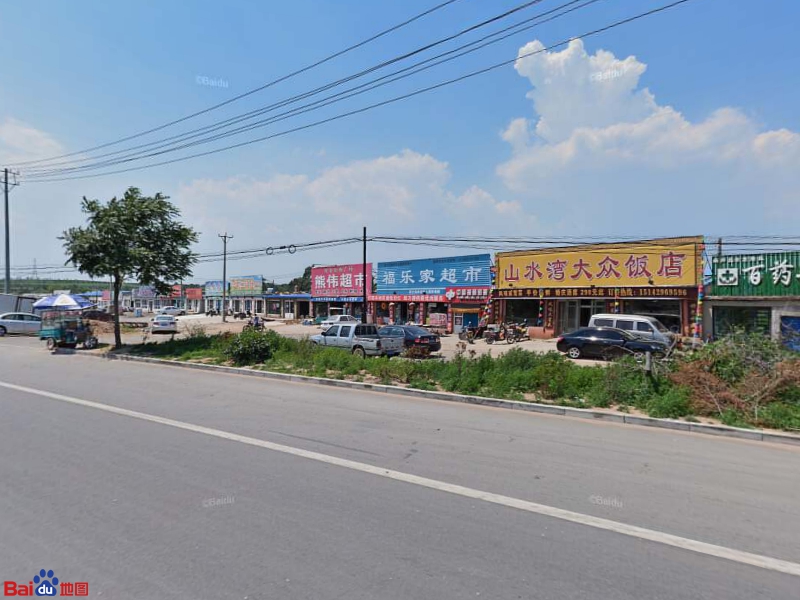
[567,346,582,359]
[352,346,366,358]
[632,351,645,362]
[0,325,6,337]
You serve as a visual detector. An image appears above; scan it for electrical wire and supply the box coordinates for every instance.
[8,0,463,168]
[22,0,564,177]
[23,0,697,183]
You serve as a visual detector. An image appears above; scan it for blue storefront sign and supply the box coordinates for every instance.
[375,254,492,295]
[204,280,227,297]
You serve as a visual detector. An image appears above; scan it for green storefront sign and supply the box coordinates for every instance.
[712,252,800,296]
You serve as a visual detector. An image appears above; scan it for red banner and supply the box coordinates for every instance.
[369,294,447,303]
[312,263,371,298]
[185,287,203,300]
[170,284,182,299]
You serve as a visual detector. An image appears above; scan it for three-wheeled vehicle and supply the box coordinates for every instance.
[39,310,98,351]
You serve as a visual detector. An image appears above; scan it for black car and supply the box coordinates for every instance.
[378,325,442,352]
[556,327,668,360]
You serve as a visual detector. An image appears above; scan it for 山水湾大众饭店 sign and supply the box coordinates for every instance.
[712,252,800,296]
[496,241,701,289]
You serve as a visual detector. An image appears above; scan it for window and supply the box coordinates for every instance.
[339,326,352,337]
[325,325,339,336]
[594,318,613,327]
[595,330,621,340]
[4,314,21,321]
[616,320,635,331]
[23,315,41,322]
[636,322,654,333]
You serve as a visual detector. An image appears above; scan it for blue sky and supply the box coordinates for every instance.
[1,0,798,283]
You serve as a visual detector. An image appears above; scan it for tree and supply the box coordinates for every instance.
[61,187,198,348]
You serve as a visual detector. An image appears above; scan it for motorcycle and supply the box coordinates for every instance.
[505,320,530,344]
[243,319,265,332]
[458,325,477,344]
[205,308,219,317]
[484,325,506,345]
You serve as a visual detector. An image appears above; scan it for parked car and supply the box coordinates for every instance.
[0,312,42,336]
[158,306,186,316]
[588,313,674,345]
[378,325,442,352]
[150,314,179,334]
[556,327,668,360]
[310,323,404,358]
[319,314,358,331]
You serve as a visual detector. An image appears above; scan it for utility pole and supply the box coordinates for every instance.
[3,168,19,294]
[362,226,368,324]
[219,232,233,322]
[716,237,722,259]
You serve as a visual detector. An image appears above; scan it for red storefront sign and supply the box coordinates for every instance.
[102,290,111,301]
[445,287,490,303]
[185,287,203,300]
[170,284,182,298]
[312,263,372,298]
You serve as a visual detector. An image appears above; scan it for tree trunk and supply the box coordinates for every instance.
[113,276,122,349]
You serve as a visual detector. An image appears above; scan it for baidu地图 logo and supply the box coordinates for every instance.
[3,568,89,597]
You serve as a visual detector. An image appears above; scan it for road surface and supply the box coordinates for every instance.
[1,336,798,599]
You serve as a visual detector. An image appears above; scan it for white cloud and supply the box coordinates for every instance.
[176,150,536,280]
[0,118,65,164]
[497,38,800,233]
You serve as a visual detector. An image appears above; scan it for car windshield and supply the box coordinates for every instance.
[404,327,431,336]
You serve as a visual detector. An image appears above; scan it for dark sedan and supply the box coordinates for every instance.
[378,325,442,352]
[556,327,668,360]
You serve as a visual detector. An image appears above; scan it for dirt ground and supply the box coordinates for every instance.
[90,314,602,364]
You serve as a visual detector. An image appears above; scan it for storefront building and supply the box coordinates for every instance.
[263,293,311,319]
[203,280,228,313]
[706,252,800,350]
[495,237,704,337]
[228,276,264,314]
[311,263,371,319]
[369,254,492,333]
[184,287,204,313]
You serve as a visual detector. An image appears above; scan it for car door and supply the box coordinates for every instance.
[23,314,41,333]
[635,321,655,340]
[322,325,339,346]
[3,314,24,334]
[337,325,353,348]
[586,330,625,358]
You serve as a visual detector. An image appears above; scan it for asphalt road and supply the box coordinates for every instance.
[1,336,799,599]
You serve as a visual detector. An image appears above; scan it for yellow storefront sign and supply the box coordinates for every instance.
[496,239,701,289]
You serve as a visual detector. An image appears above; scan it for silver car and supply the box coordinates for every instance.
[150,314,179,334]
[0,312,42,336]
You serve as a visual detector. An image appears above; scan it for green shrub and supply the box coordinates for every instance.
[755,402,800,431]
[646,386,691,419]
[224,329,273,366]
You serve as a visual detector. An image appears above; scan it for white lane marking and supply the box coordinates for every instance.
[2,379,799,578]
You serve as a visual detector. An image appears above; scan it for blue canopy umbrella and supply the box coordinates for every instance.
[32,293,95,310]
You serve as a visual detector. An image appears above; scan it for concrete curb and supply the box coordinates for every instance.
[104,352,800,448]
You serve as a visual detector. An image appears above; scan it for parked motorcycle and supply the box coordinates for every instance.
[205,308,219,317]
[484,325,507,344]
[505,320,530,344]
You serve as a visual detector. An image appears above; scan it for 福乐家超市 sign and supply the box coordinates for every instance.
[311,264,371,298]
[496,241,701,289]
[712,252,800,296]
[375,254,492,295]
[229,275,263,296]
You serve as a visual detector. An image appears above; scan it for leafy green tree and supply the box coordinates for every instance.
[61,187,198,348]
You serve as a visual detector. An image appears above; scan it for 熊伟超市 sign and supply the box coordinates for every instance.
[712,252,800,296]
[374,254,492,296]
[311,264,371,298]
[496,239,702,289]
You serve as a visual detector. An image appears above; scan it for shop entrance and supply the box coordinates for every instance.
[557,299,606,334]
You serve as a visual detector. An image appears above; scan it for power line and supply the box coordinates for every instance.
[8,0,463,169]
[23,0,700,184]
[22,0,564,177]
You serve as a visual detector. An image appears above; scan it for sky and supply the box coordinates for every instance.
[0,0,798,285]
